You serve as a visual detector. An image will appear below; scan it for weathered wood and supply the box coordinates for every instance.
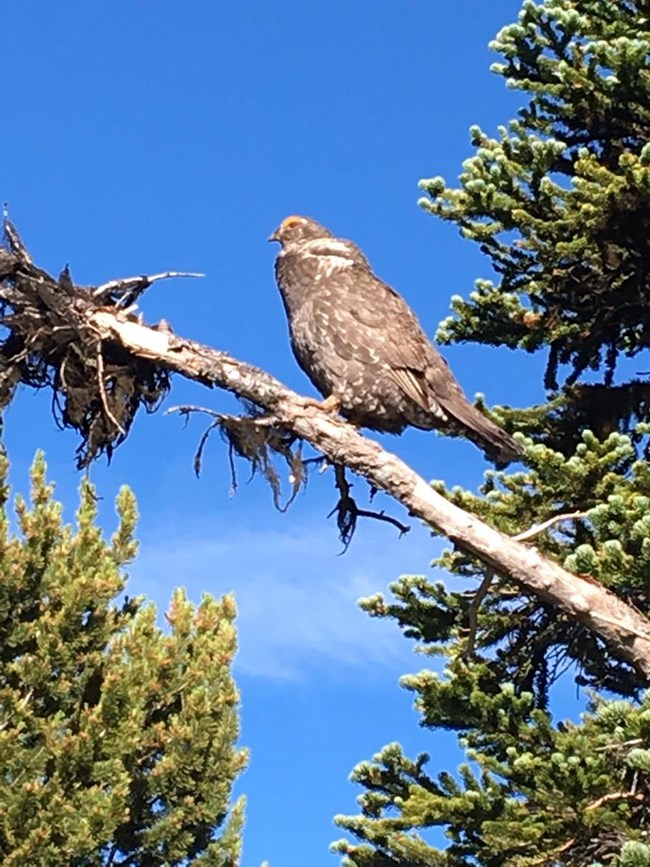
[88,309,650,681]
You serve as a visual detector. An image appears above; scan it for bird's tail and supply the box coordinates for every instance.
[443,400,523,466]
[467,419,523,466]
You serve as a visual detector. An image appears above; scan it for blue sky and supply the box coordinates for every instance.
[1,2,583,865]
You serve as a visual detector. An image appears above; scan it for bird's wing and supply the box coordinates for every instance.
[385,365,431,412]
[342,270,443,412]
[323,261,521,462]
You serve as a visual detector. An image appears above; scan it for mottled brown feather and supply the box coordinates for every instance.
[270,215,522,464]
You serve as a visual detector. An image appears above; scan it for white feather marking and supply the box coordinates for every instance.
[303,239,356,257]
[311,256,356,277]
[300,239,357,276]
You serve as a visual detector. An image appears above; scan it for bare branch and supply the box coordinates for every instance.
[514,511,588,542]
[329,464,410,549]
[460,505,586,660]
[529,837,576,865]
[93,271,205,306]
[166,404,278,427]
[85,308,650,681]
[459,510,588,656]
[585,791,644,811]
[348,507,410,537]
[0,232,172,465]
[595,738,644,753]
[463,569,495,658]
[168,404,409,540]
[3,215,33,264]
[94,271,204,296]
[95,345,126,436]
[167,403,303,511]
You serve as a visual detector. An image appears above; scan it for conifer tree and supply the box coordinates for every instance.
[334,2,650,864]
[0,452,246,866]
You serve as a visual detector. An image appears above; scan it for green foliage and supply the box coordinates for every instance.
[334,692,650,866]
[0,452,246,866]
[334,1,650,864]
[419,0,650,420]
[621,841,650,866]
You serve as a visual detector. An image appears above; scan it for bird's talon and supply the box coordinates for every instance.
[299,395,341,414]
[320,395,342,413]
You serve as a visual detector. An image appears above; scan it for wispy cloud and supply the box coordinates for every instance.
[130,518,443,680]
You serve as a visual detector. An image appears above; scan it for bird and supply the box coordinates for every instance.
[269,215,522,464]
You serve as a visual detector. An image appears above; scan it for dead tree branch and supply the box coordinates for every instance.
[462,569,495,658]
[166,403,303,510]
[514,511,588,542]
[329,463,410,550]
[0,219,171,465]
[2,221,650,680]
[93,271,204,306]
[84,307,650,680]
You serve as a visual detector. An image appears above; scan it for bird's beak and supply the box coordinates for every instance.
[268,229,279,243]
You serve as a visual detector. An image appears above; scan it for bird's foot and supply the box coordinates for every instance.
[320,394,342,414]
[298,394,347,422]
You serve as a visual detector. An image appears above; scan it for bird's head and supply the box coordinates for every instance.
[268,215,333,247]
